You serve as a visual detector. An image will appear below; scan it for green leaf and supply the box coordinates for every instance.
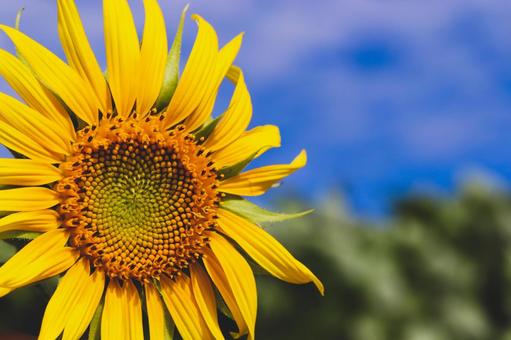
[154,5,189,112]
[221,198,313,224]
[218,153,256,179]
[88,300,103,340]
[0,230,41,241]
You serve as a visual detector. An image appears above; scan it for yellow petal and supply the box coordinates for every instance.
[0,229,77,288]
[186,94,216,133]
[126,280,144,340]
[137,0,167,115]
[212,125,281,168]
[145,283,167,340]
[0,48,74,137]
[226,65,241,83]
[184,33,244,132]
[57,0,110,113]
[217,208,324,294]
[0,286,13,298]
[208,233,257,339]
[40,258,104,340]
[162,15,219,129]
[0,93,72,161]
[0,93,71,154]
[0,25,100,125]
[0,121,61,163]
[102,280,143,340]
[104,0,140,116]
[0,158,62,186]
[203,249,248,338]
[190,263,224,339]
[203,68,251,151]
[101,280,125,340]
[62,266,105,340]
[160,274,213,340]
[0,187,60,212]
[219,150,307,196]
[0,210,59,234]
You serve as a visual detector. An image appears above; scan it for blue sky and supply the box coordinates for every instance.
[1,0,511,216]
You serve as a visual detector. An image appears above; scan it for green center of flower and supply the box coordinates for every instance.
[57,116,219,281]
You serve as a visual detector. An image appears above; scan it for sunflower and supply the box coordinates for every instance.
[0,0,323,339]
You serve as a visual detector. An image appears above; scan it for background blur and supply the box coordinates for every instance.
[0,0,511,339]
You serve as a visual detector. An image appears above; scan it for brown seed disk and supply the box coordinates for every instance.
[56,116,219,282]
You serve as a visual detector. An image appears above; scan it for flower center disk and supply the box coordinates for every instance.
[57,117,219,281]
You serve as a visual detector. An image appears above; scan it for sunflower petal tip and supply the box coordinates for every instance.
[315,278,325,296]
[293,149,307,167]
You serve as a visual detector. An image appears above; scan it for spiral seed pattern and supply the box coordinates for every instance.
[57,116,219,281]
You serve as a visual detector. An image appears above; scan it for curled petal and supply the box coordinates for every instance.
[217,208,323,294]
[219,150,307,196]
[212,125,281,168]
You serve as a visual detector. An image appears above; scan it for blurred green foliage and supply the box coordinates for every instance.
[2,183,511,339]
[257,184,511,340]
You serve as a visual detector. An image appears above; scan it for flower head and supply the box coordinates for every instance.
[0,0,323,339]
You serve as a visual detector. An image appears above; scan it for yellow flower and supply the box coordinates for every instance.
[0,0,323,339]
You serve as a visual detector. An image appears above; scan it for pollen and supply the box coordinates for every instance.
[56,115,219,281]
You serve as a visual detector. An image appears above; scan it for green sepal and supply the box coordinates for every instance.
[0,230,41,241]
[154,5,189,112]
[194,115,222,141]
[14,8,29,66]
[15,8,24,30]
[219,153,256,180]
[0,240,16,262]
[221,197,313,224]
[88,299,104,340]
